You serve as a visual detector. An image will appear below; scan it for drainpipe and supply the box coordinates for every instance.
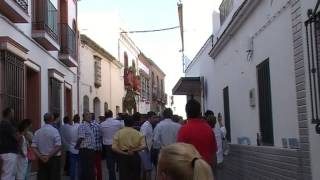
[76,2,80,114]
[109,62,112,112]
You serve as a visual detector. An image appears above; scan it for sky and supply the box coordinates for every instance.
[78,0,222,118]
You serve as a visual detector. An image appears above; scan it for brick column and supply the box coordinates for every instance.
[290,0,312,179]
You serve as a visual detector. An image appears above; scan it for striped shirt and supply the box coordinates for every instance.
[90,121,102,151]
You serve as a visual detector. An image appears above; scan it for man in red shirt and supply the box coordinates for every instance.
[177,99,217,166]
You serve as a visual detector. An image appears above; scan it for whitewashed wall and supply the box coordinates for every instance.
[187,0,299,147]
[79,43,123,117]
[110,62,124,114]
[0,15,78,125]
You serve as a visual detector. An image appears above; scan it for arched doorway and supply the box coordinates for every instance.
[104,102,108,114]
[83,95,89,113]
[93,97,101,118]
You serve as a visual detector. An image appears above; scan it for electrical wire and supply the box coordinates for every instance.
[121,26,180,34]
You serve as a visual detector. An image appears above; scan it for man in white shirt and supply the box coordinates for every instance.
[32,113,62,180]
[140,111,158,180]
[60,116,72,176]
[153,108,181,149]
[69,114,80,180]
[100,110,123,180]
[215,113,227,165]
[140,111,157,151]
[205,111,227,180]
[152,109,180,167]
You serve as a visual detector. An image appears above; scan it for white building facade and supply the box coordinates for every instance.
[174,0,320,179]
[79,35,124,118]
[0,0,79,129]
[119,32,142,114]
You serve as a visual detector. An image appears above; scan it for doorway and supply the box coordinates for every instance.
[25,66,41,130]
[257,59,274,145]
[93,97,101,118]
[64,85,72,120]
[223,86,231,142]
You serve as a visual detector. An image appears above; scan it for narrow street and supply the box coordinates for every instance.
[0,0,320,180]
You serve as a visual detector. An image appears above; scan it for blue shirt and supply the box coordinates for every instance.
[32,124,62,156]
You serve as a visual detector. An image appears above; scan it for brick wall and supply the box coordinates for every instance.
[222,145,300,180]
[291,0,312,179]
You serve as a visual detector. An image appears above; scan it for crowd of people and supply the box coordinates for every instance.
[0,99,228,180]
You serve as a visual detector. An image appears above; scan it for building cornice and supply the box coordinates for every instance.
[185,35,213,73]
[209,0,261,59]
[80,34,123,68]
[119,32,140,56]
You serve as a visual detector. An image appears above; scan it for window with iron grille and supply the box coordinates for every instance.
[94,56,102,88]
[306,9,320,124]
[49,78,61,115]
[0,51,25,121]
[219,0,234,25]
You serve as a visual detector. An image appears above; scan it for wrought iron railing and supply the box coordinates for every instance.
[32,0,59,42]
[305,9,320,124]
[60,24,77,59]
[14,0,28,13]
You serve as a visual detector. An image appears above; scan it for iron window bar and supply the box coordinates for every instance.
[14,0,28,13]
[305,9,320,124]
[0,51,25,122]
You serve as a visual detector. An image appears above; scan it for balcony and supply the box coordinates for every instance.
[162,94,167,104]
[124,68,134,88]
[59,24,77,67]
[132,76,141,94]
[32,0,59,51]
[0,0,30,23]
